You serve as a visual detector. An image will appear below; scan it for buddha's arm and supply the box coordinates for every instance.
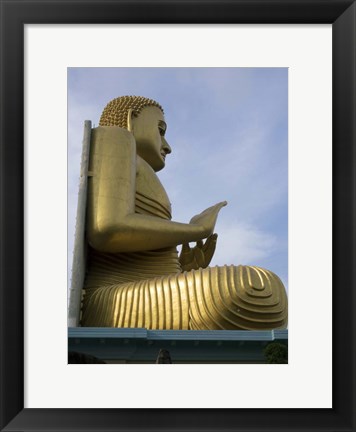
[86,127,225,253]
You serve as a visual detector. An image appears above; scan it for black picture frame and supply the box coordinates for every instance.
[1,1,355,431]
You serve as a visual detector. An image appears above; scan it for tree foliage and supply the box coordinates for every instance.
[264,342,288,364]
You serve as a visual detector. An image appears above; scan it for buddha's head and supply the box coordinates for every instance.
[99,96,171,172]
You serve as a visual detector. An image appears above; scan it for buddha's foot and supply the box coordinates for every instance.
[187,265,288,330]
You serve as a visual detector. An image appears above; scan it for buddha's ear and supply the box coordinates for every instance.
[127,108,134,133]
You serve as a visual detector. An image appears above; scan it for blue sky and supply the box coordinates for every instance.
[68,68,288,289]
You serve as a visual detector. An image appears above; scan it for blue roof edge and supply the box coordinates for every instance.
[68,327,288,342]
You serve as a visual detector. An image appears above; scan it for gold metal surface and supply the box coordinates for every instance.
[81,96,288,330]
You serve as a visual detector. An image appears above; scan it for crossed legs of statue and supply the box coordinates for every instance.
[81,264,287,330]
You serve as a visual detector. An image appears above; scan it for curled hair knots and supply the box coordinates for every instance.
[99,95,164,129]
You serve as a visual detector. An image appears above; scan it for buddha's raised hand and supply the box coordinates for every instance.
[179,234,218,271]
[189,201,227,237]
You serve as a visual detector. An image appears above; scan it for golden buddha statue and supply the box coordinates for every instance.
[81,96,288,330]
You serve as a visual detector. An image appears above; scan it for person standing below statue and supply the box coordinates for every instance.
[81,96,288,330]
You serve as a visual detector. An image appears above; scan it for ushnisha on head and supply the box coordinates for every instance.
[99,96,171,172]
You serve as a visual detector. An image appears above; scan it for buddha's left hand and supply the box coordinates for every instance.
[179,234,218,272]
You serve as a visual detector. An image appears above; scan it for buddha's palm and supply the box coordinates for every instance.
[179,234,218,271]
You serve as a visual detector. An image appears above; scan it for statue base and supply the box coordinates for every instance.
[68,328,288,364]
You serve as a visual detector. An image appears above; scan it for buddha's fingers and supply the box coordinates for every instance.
[202,233,218,252]
[194,246,205,269]
[217,200,228,209]
[196,240,204,249]
[202,234,218,267]
[202,201,227,215]
[179,243,197,271]
[181,243,191,254]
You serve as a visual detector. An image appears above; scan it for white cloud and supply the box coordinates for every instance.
[211,222,277,267]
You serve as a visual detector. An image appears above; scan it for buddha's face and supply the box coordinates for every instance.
[131,106,171,172]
